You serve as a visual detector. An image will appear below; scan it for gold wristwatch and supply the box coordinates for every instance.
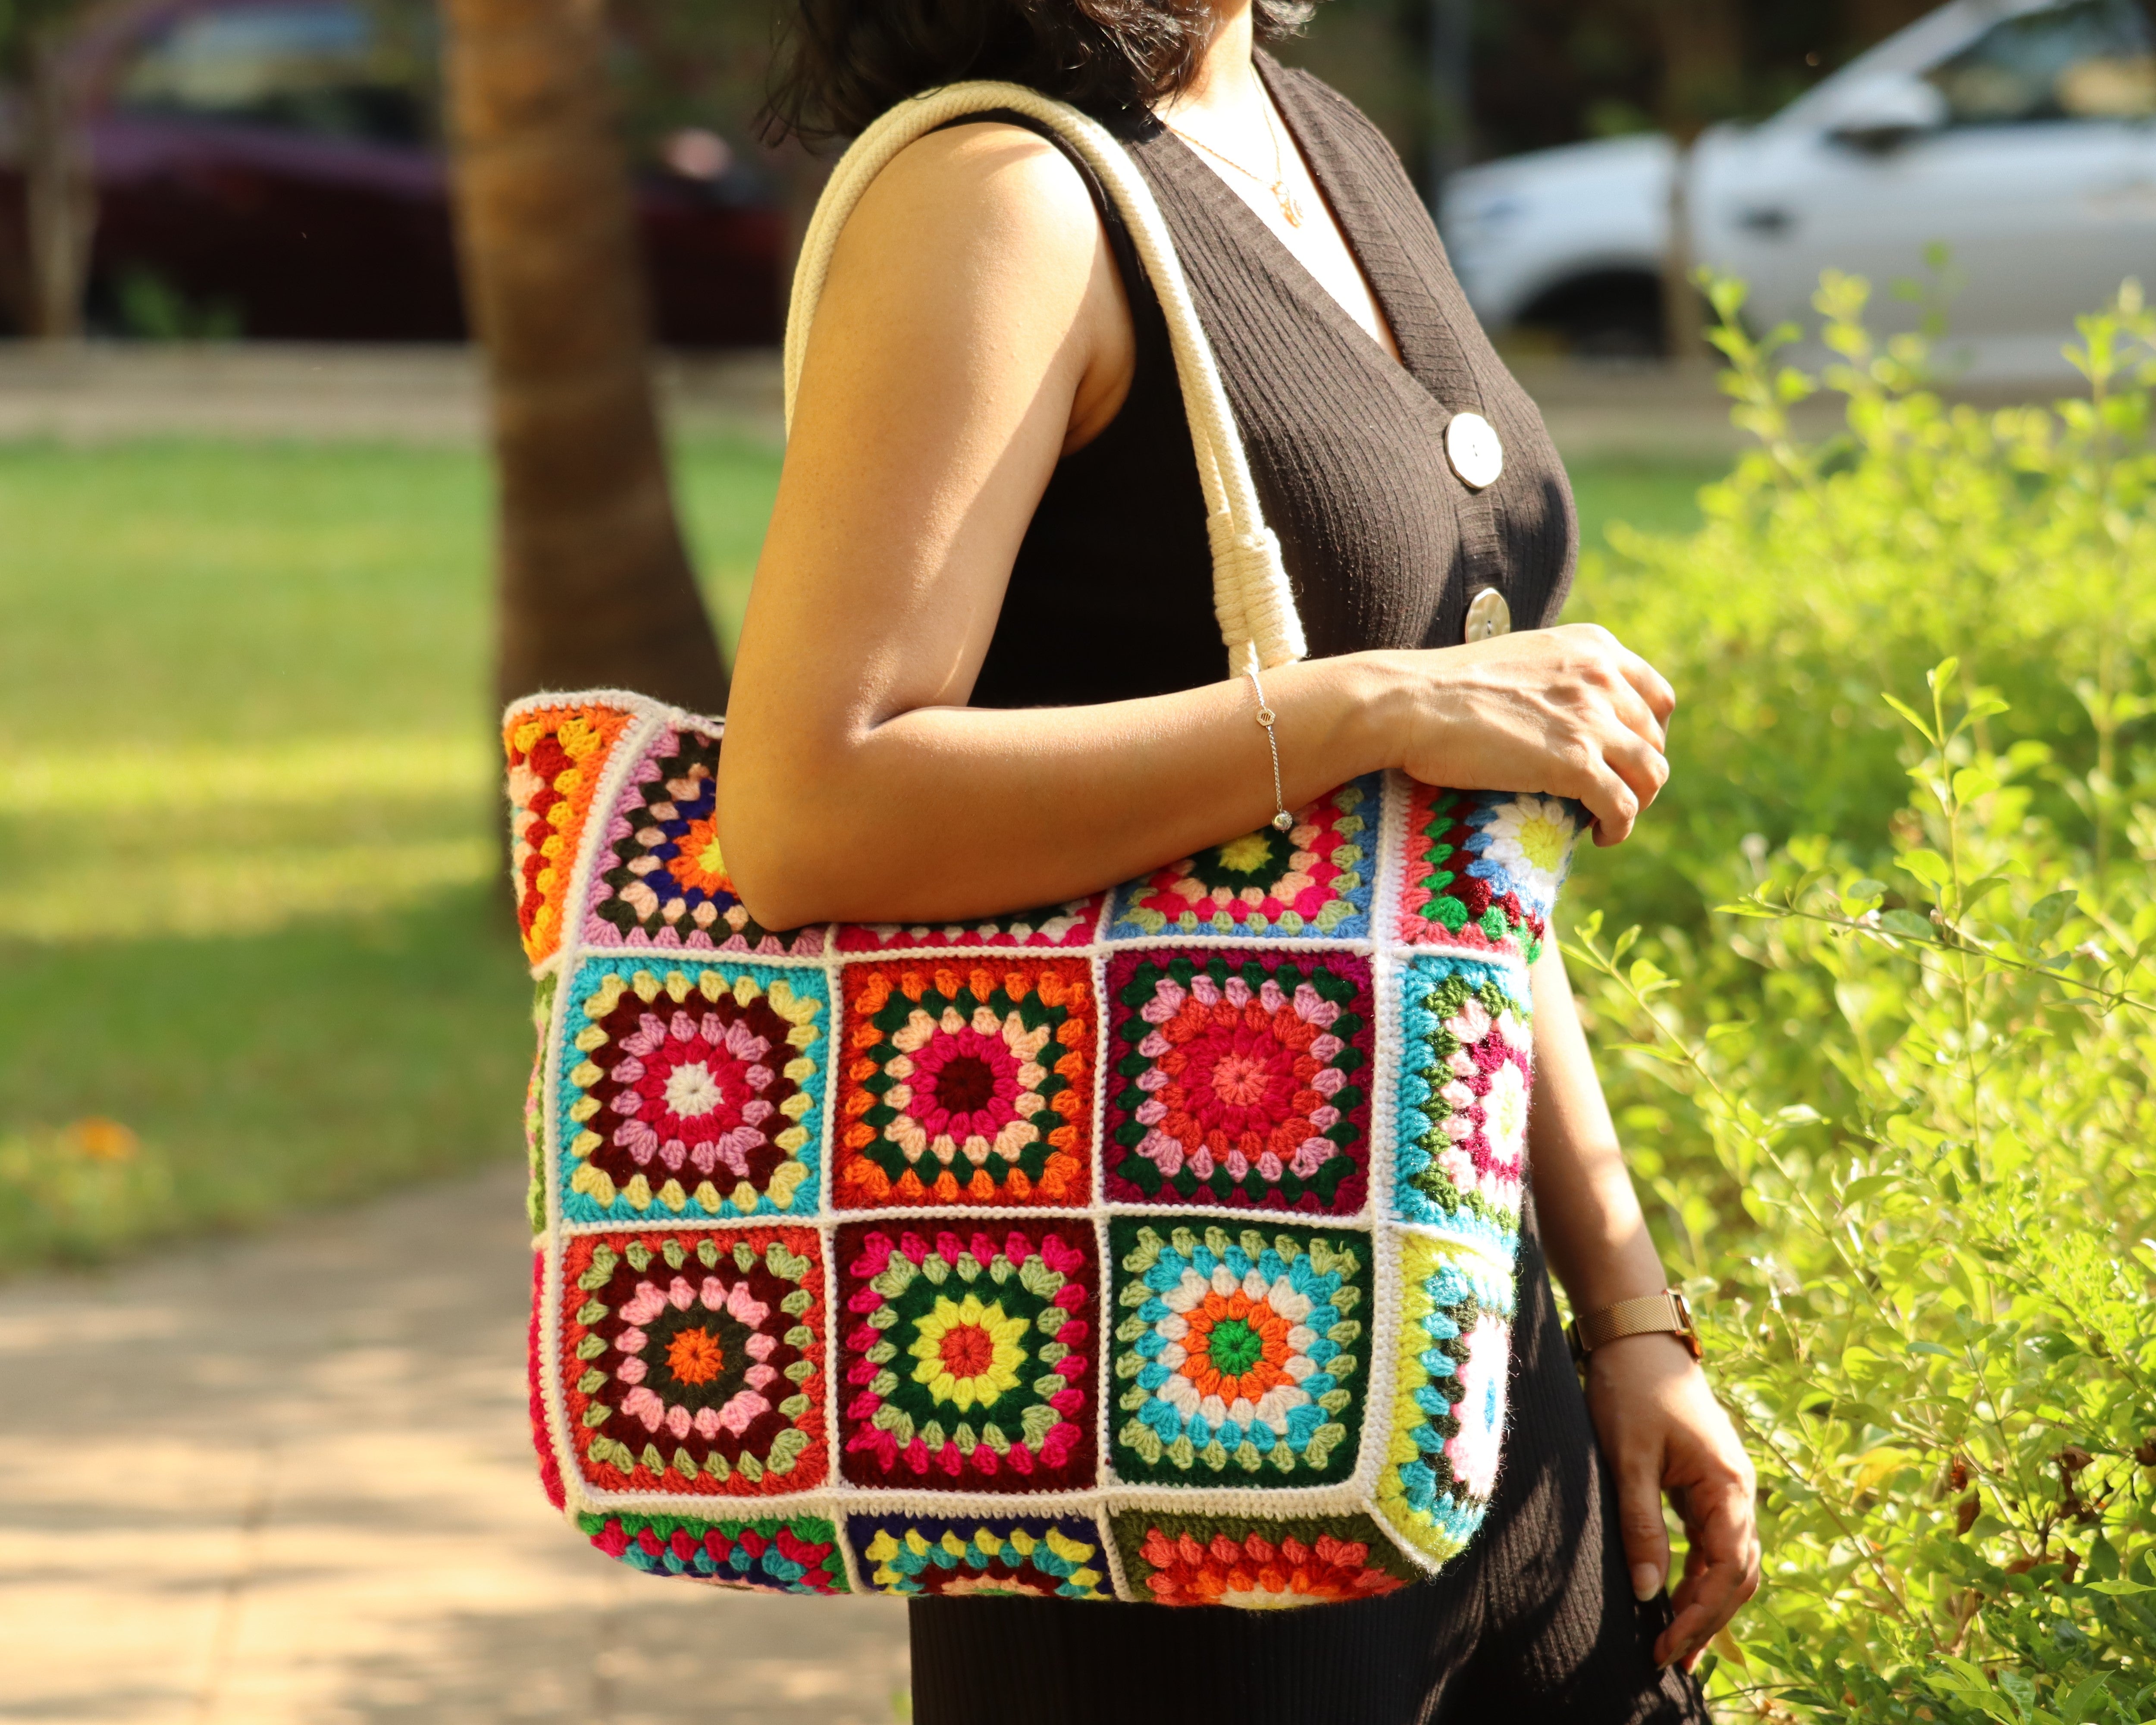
[1567,1289,1701,1369]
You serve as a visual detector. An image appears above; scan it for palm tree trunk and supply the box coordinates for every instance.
[22,26,94,340]
[442,0,729,716]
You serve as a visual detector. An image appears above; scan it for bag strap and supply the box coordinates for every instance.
[781,80,1308,674]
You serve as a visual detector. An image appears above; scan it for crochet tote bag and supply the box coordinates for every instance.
[505,82,1585,1608]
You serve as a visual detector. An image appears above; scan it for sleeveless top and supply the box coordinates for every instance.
[968,54,1578,711]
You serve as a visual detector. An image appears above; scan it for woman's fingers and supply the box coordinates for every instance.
[1613,1440,1673,1609]
[1620,645,1677,725]
[1606,670,1669,754]
[1579,757,1640,846]
[1655,1468,1762,1668]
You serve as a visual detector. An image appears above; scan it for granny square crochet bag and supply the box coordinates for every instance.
[505,82,1585,1607]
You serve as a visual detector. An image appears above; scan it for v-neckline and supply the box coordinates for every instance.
[1155,59,1471,426]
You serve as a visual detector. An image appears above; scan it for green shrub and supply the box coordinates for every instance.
[1565,280,2156,1718]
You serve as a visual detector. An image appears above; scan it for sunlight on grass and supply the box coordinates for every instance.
[0,735,491,812]
[0,736,496,941]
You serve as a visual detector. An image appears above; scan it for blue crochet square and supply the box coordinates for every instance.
[1107,1217,1372,1486]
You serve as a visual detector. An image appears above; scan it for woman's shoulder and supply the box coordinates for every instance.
[852,118,1100,264]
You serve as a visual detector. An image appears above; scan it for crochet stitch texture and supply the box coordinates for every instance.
[510,693,1581,1604]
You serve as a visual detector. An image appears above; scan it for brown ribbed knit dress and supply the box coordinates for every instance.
[918,59,1711,1725]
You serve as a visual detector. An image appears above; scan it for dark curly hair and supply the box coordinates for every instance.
[761,0,1320,144]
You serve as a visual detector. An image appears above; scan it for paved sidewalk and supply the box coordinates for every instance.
[0,1164,909,1725]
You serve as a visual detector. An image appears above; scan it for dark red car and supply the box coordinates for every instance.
[2,0,782,343]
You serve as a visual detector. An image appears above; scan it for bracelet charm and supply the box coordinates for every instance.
[1244,651,1294,832]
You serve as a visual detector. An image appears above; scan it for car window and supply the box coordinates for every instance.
[117,1,437,145]
[1927,0,2156,123]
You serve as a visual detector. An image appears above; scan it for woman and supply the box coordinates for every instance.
[722,1,1760,1719]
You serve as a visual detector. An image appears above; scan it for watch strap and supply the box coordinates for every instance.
[1567,1289,1701,1364]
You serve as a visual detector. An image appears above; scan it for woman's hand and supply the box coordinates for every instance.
[1586,1333,1761,1670]
[1384,622,1675,845]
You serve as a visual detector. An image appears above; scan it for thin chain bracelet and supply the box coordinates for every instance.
[1245,656,1295,832]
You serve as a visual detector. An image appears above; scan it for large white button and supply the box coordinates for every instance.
[1464,586,1511,641]
[1445,411,1504,490]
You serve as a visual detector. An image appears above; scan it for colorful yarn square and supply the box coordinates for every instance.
[579,1511,849,1593]
[834,959,1093,1208]
[1375,1236,1514,1565]
[837,1221,1099,1493]
[1104,950,1372,1213]
[1393,956,1532,1248]
[833,897,1104,951]
[585,727,823,956]
[559,1227,827,1497]
[1109,1511,1420,1608]
[1109,1220,1370,1484]
[851,1514,1110,1600]
[506,703,635,963]
[1395,786,1582,957]
[1106,775,1376,940]
[557,960,827,1221]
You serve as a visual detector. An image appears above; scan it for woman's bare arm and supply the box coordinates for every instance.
[1528,942,1761,1666]
[719,124,1673,931]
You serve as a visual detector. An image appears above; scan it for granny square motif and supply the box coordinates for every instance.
[1102,948,1373,1213]
[833,958,1095,1209]
[511,691,1583,1604]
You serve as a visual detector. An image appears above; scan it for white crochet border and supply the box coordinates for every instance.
[516,691,1557,1603]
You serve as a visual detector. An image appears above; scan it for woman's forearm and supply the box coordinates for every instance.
[720,650,1404,929]
[1526,941,1670,1313]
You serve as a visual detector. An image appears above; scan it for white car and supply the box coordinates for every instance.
[1441,0,2156,381]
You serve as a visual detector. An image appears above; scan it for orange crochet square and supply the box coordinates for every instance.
[505,703,636,964]
[834,958,1095,1208]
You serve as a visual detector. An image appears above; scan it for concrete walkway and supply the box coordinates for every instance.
[0,1164,910,1725]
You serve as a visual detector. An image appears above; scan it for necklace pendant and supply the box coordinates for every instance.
[1275,183,1304,227]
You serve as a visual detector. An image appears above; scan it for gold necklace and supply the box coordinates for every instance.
[1166,95,1305,228]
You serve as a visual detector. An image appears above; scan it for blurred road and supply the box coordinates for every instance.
[0,1164,910,1725]
[0,345,787,448]
[0,341,1807,459]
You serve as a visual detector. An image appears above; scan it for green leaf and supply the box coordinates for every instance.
[1898,848,1953,889]
[1880,909,1934,941]
[1951,765,2000,804]
[2028,889,2078,945]
[1883,692,1940,743]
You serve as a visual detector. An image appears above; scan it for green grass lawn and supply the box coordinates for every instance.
[0,431,1714,1268]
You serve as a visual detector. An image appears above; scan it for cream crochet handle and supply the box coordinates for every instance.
[782,81,1307,674]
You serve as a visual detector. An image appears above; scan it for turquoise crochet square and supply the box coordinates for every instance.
[1389,953,1532,1254]
[552,955,829,1224]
